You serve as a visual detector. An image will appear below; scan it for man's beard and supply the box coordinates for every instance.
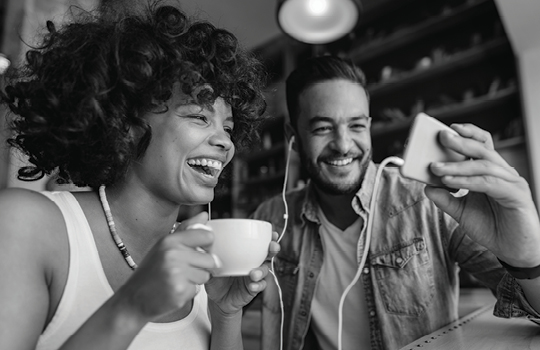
[300,148,372,196]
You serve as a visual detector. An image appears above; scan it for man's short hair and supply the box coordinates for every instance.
[285,55,368,130]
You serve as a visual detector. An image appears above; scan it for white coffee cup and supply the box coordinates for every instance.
[207,218,272,277]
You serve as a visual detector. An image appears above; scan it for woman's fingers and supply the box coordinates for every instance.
[250,264,269,281]
[269,240,281,257]
[168,226,214,250]
[247,264,270,293]
[176,211,208,231]
[188,268,212,285]
[248,278,267,293]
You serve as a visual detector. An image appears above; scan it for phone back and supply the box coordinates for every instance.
[400,113,467,186]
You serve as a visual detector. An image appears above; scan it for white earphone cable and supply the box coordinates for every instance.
[269,136,295,350]
[268,136,405,350]
[337,156,404,350]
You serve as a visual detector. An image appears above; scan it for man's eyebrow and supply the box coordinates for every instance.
[309,115,370,125]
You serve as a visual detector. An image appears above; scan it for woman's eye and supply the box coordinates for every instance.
[190,114,209,124]
[224,127,233,137]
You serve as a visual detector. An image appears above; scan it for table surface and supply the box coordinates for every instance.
[399,303,540,350]
[242,288,540,350]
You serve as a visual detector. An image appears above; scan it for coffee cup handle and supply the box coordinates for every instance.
[186,224,223,269]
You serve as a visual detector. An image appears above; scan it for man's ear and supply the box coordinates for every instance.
[284,123,298,152]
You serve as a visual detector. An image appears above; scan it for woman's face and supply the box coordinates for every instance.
[133,89,235,206]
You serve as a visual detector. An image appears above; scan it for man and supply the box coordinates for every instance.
[251,55,540,350]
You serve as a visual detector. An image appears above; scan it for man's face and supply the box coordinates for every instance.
[295,79,371,195]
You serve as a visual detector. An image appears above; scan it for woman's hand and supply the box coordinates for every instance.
[116,212,218,322]
[425,123,540,268]
[205,231,280,315]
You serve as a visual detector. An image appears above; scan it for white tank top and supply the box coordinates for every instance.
[36,191,211,350]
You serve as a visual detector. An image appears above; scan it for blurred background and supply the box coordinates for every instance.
[1,0,540,216]
[1,1,540,348]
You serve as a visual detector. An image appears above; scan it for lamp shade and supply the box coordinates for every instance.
[276,0,360,44]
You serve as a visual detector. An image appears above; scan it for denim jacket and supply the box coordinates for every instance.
[251,162,540,350]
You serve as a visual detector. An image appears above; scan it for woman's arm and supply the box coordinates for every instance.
[0,189,54,349]
[0,188,230,349]
[58,293,148,349]
[0,189,150,350]
[208,300,244,350]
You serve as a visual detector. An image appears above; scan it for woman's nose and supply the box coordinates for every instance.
[209,128,233,151]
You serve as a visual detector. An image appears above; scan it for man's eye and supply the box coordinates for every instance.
[312,126,332,134]
[351,123,367,130]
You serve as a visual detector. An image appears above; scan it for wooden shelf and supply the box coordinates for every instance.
[368,37,511,98]
[428,86,517,119]
[242,170,285,186]
[240,143,285,162]
[351,0,495,64]
[371,86,518,137]
[237,0,526,220]
[494,135,525,150]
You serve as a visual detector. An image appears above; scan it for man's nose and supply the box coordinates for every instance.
[330,129,354,154]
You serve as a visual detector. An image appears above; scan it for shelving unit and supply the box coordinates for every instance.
[349,0,496,64]
[367,37,511,98]
[223,0,530,219]
[370,86,518,137]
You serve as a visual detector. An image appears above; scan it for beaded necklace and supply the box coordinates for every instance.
[98,185,179,270]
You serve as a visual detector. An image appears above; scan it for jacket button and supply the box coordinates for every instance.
[309,272,315,278]
[300,311,307,317]
[396,257,404,265]
[363,268,370,274]
[369,311,376,317]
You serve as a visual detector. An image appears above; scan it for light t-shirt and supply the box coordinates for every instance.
[310,206,371,350]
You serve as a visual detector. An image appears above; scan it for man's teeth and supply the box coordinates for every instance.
[187,158,223,171]
[327,158,353,166]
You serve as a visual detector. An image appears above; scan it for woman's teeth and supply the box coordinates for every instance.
[187,158,223,177]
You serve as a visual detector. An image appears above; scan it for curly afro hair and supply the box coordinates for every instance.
[1,2,267,188]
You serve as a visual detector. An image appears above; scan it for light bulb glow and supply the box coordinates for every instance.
[0,54,10,75]
[308,0,328,15]
[278,0,360,44]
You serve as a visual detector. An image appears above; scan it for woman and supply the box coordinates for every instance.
[0,3,276,349]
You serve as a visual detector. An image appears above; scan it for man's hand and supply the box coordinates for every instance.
[425,123,540,268]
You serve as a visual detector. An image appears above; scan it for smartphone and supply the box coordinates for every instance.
[400,113,467,186]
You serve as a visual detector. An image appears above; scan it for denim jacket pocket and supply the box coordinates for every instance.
[263,254,299,313]
[371,237,434,316]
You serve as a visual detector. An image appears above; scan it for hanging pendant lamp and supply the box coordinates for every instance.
[276,0,361,44]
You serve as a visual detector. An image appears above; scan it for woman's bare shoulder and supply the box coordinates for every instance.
[0,187,63,226]
[0,188,67,259]
[0,188,69,347]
